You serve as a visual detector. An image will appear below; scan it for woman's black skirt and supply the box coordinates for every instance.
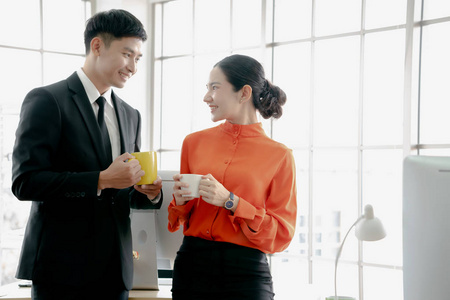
[171,236,274,300]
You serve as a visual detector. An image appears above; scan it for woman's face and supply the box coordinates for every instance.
[203,67,242,123]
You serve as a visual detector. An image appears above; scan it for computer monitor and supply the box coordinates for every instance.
[403,155,450,299]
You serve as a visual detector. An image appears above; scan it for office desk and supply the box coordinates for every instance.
[0,282,172,300]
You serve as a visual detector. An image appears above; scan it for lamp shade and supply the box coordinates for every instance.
[331,204,386,300]
[355,204,386,241]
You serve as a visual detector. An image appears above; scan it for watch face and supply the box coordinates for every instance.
[225,200,234,209]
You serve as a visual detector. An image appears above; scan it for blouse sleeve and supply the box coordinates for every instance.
[167,137,194,232]
[229,150,297,253]
[167,198,195,232]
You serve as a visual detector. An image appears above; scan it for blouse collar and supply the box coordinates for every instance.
[220,120,266,137]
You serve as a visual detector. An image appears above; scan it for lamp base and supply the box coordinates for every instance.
[325,297,356,300]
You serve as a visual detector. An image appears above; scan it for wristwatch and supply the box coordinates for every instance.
[224,192,235,210]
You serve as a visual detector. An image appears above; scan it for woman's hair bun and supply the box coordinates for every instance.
[258,79,287,119]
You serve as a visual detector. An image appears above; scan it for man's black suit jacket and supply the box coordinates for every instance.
[11,72,161,290]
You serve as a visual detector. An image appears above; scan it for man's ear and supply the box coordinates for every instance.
[90,37,102,56]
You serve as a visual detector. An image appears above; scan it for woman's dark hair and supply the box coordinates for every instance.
[84,9,147,54]
[214,54,287,119]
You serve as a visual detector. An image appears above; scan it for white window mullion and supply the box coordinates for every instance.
[358,0,366,297]
[403,0,417,158]
[308,0,317,285]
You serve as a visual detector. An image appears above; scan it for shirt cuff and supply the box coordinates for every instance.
[149,192,161,204]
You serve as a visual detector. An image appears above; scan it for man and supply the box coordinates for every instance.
[11,9,162,300]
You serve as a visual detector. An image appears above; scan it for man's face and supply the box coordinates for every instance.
[95,36,143,92]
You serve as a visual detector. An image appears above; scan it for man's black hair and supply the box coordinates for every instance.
[84,9,147,54]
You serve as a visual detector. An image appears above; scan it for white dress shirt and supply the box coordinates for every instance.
[76,69,120,161]
[76,69,161,203]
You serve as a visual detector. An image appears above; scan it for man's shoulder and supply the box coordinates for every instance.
[33,72,78,95]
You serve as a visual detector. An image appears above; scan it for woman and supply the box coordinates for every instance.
[168,54,297,300]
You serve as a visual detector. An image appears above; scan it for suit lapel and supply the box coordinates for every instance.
[67,72,111,169]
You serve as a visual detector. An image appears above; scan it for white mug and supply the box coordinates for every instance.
[180,174,203,198]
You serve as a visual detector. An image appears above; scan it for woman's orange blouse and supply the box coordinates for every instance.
[168,121,297,254]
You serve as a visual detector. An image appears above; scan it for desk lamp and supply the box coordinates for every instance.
[329,204,386,300]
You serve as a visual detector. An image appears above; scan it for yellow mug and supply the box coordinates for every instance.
[130,151,157,185]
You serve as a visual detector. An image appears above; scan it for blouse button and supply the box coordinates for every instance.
[206,230,210,234]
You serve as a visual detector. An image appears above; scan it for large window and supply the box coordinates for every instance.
[150,0,450,299]
[1,0,450,298]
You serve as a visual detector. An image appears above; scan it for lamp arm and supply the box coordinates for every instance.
[334,215,364,299]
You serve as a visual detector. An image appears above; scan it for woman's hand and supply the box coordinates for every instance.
[172,174,192,205]
[198,174,229,207]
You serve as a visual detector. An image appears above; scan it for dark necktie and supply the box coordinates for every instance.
[96,96,112,163]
